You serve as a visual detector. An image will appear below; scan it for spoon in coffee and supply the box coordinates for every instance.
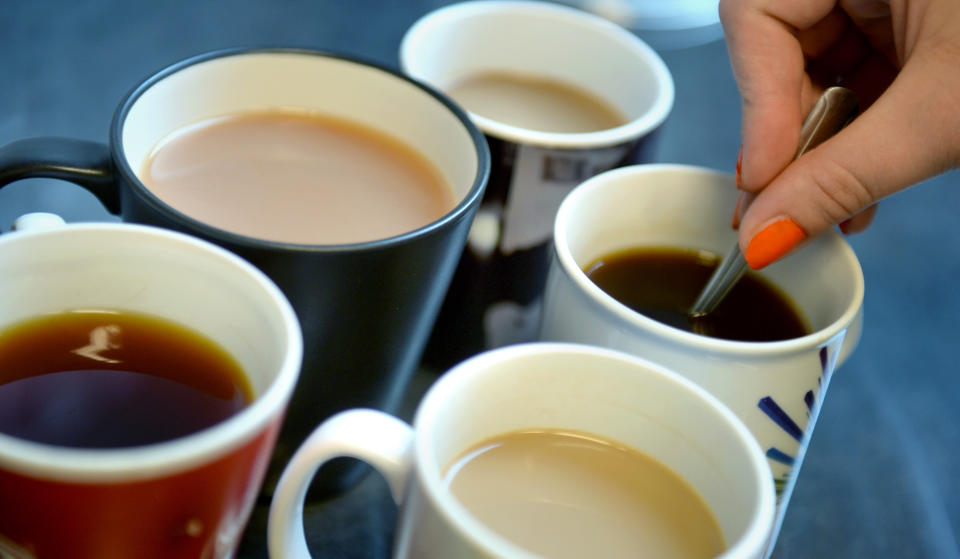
[688,87,859,321]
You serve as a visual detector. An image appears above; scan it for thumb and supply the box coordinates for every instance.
[738,58,960,269]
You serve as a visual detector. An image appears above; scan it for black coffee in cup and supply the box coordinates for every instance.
[0,309,250,448]
[584,247,809,341]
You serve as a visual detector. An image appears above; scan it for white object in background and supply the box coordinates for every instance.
[562,0,723,50]
[10,212,66,231]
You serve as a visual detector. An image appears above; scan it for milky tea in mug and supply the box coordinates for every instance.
[444,427,725,559]
[445,72,628,134]
[139,109,455,245]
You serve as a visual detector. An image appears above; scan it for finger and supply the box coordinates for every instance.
[836,50,898,108]
[730,191,755,230]
[808,1,897,107]
[738,55,960,268]
[805,16,872,86]
[838,204,877,234]
[719,0,839,193]
[838,0,897,65]
[798,6,851,59]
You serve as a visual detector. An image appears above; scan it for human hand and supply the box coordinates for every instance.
[719,0,960,269]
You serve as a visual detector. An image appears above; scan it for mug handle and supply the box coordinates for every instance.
[267,409,415,559]
[0,137,120,213]
[11,212,67,232]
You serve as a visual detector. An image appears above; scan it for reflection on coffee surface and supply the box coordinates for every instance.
[140,110,455,245]
[585,247,810,341]
[445,428,725,559]
[446,71,627,133]
[0,310,250,447]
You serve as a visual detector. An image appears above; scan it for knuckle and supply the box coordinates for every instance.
[806,160,875,223]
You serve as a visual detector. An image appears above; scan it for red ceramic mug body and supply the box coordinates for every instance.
[0,222,302,559]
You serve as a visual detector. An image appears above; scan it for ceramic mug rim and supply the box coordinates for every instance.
[109,46,491,253]
[0,222,303,483]
[553,163,866,356]
[409,342,776,559]
[399,0,675,149]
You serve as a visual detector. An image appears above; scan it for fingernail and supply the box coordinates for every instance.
[731,192,743,229]
[735,145,743,189]
[744,217,806,269]
[838,218,853,235]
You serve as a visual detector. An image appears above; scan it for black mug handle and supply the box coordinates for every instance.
[0,137,120,213]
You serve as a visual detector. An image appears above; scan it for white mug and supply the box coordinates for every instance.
[539,164,865,554]
[269,342,775,558]
[0,215,302,559]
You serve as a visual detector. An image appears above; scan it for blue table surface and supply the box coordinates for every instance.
[2,2,958,558]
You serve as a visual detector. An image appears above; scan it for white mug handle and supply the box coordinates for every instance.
[11,212,66,232]
[267,409,415,558]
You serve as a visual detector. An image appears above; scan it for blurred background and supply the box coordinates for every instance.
[1,1,958,557]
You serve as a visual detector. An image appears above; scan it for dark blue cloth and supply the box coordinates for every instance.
[1,2,957,557]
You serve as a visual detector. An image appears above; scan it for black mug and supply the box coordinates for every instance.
[400,2,674,367]
[0,48,490,496]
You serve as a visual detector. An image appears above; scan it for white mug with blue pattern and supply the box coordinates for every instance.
[540,164,864,558]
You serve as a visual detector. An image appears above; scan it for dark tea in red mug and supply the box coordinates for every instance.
[0,220,301,559]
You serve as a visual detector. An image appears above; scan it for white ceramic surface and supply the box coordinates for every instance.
[400,0,674,149]
[268,342,775,559]
[539,164,864,555]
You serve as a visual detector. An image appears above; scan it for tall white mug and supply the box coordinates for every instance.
[539,164,865,555]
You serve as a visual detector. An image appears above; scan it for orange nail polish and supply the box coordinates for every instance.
[744,217,806,269]
[735,145,743,189]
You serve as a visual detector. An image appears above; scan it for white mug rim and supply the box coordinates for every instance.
[410,342,776,559]
[0,223,303,483]
[399,0,675,149]
[553,163,866,356]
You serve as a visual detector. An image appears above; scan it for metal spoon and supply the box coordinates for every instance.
[688,86,859,319]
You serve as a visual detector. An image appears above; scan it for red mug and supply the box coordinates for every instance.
[0,218,302,559]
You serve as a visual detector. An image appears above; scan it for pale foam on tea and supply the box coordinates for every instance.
[140,110,455,245]
[444,428,725,559]
[446,71,628,134]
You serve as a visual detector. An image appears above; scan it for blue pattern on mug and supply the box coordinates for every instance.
[760,346,833,496]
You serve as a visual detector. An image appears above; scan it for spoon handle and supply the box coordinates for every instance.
[689,87,859,317]
[689,244,747,318]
